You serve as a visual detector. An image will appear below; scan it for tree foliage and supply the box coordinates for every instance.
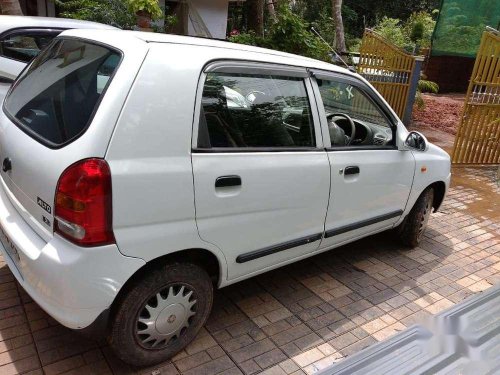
[57,0,136,28]
[373,11,436,52]
[230,3,331,62]
[57,0,163,29]
[127,0,162,20]
[418,79,439,93]
[432,0,499,57]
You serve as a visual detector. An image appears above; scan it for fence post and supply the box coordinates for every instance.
[403,56,425,126]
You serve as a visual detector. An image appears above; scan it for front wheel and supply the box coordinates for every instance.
[109,262,213,367]
[397,188,434,248]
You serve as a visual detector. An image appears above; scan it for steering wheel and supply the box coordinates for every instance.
[327,113,356,146]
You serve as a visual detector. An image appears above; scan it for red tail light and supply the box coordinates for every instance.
[54,158,115,246]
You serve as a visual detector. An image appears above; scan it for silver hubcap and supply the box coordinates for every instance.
[136,285,197,349]
[417,199,432,241]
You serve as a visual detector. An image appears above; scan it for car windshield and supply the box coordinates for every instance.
[4,38,121,147]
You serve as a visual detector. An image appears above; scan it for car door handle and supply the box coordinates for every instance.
[215,175,241,188]
[344,166,360,175]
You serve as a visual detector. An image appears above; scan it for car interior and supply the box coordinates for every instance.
[0,33,55,63]
[6,40,119,145]
[198,73,394,149]
[317,78,394,147]
[198,73,315,149]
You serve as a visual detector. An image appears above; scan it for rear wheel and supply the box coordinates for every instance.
[109,262,213,367]
[397,188,434,248]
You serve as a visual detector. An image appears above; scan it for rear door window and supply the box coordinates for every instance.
[4,38,121,147]
[198,72,315,149]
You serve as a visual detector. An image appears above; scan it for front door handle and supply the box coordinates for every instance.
[344,166,360,175]
[215,175,241,188]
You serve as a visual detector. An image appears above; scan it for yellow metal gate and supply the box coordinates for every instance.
[357,29,416,119]
[452,30,500,164]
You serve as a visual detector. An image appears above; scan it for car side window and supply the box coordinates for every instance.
[198,72,315,149]
[317,78,393,147]
[0,32,57,63]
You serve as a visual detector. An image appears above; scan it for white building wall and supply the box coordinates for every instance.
[188,0,229,39]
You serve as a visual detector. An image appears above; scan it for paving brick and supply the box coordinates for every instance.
[220,334,254,352]
[218,367,243,375]
[280,342,302,358]
[271,324,311,347]
[183,355,234,375]
[425,298,455,314]
[260,365,287,375]
[328,332,358,351]
[279,358,300,374]
[240,359,260,375]
[206,345,226,360]
[0,343,37,366]
[388,305,414,320]
[185,331,217,355]
[230,339,276,364]
[173,351,211,373]
[306,310,345,330]
[303,352,343,374]
[293,333,323,351]
[254,348,288,369]
[365,289,398,305]
[291,348,324,367]
[43,355,85,375]
[361,318,388,334]
[372,322,406,342]
[339,336,377,357]
[262,320,292,337]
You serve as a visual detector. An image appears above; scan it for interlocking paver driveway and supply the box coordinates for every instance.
[0,166,498,375]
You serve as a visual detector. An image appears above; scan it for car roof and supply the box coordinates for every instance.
[0,15,117,33]
[61,28,353,75]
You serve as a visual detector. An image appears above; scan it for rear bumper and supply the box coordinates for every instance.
[0,178,145,330]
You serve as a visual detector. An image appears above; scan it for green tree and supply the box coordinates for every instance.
[432,0,499,56]
[247,0,265,35]
[57,0,136,29]
[332,0,346,53]
[127,0,162,20]
[373,11,436,52]
[230,3,331,62]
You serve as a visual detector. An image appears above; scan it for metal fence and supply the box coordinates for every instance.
[357,29,416,119]
[452,30,500,164]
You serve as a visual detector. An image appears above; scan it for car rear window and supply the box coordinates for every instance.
[4,38,121,147]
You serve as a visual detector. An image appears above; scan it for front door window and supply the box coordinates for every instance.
[316,79,393,147]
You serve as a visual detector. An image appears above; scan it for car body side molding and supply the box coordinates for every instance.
[236,233,323,263]
[325,210,403,238]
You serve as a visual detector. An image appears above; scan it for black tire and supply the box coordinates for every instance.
[397,188,434,248]
[108,262,213,367]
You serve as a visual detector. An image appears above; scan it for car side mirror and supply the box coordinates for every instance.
[404,131,428,152]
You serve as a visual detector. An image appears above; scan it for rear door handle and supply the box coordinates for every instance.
[344,166,360,175]
[215,175,241,188]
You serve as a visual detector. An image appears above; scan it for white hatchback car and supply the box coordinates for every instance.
[0,29,451,366]
[0,16,116,98]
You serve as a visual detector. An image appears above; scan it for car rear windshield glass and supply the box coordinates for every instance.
[4,38,121,147]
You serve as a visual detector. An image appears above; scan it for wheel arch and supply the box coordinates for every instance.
[109,248,222,326]
[428,180,446,212]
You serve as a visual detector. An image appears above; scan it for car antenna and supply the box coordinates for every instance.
[310,27,355,72]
